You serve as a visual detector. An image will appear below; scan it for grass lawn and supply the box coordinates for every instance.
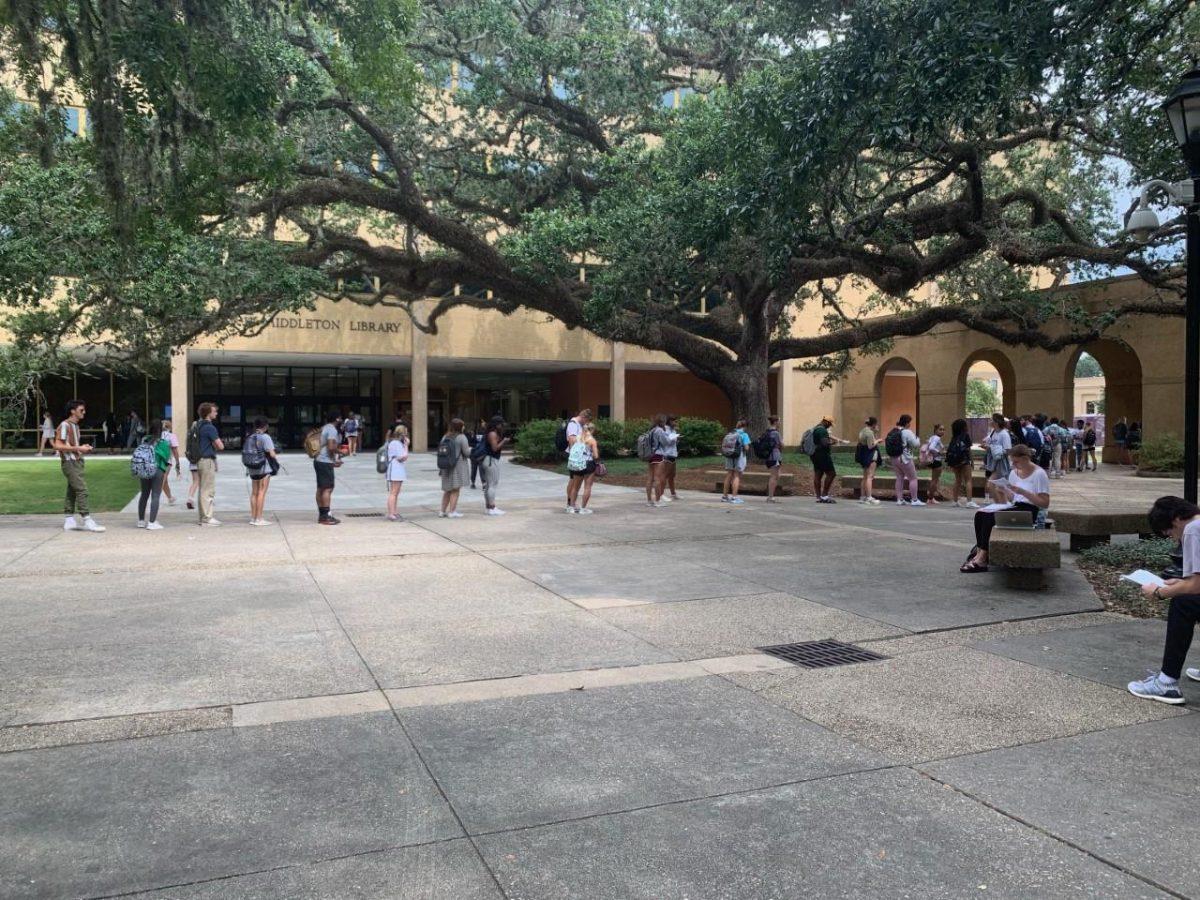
[0,459,137,515]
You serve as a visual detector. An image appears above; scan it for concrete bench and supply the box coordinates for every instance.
[840,473,988,499]
[707,470,796,494]
[988,529,1062,590]
[1050,509,1153,552]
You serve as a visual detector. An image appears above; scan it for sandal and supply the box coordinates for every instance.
[959,561,989,573]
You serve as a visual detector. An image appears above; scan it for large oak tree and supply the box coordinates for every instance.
[0,0,1192,428]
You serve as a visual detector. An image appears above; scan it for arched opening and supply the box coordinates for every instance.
[957,349,1016,421]
[876,357,920,433]
[1065,340,1142,464]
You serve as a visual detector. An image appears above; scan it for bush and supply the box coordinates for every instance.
[676,417,725,456]
[591,418,628,455]
[622,418,652,455]
[513,418,560,461]
[1137,433,1185,473]
[1079,538,1175,569]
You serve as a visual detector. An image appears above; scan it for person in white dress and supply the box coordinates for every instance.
[385,425,409,521]
[38,411,54,455]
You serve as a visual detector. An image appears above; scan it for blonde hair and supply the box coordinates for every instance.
[583,422,596,435]
[390,425,409,443]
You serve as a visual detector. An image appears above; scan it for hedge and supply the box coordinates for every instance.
[513,416,726,461]
[1137,433,1184,473]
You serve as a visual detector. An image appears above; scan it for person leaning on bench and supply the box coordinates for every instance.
[960,445,1050,574]
[1128,496,1200,705]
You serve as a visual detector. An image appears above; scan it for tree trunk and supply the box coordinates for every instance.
[721,359,772,435]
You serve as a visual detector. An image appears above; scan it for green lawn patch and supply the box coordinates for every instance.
[0,459,138,514]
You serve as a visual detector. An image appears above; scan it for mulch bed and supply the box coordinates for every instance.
[1076,558,1169,619]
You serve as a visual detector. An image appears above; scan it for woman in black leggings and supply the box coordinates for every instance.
[961,445,1050,573]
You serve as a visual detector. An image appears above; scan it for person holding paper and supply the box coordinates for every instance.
[1128,496,1200,705]
[959,445,1049,573]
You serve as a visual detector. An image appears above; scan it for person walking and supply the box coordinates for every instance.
[385,424,409,521]
[244,417,278,526]
[480,415,509,516]
[196,403,224,526]
[564,409,592,513]
[314,411,342,525]
[886,414,923,506]
[809,416,838,504]
[38,411,54,455]
[855,417,883,505]
[1128,496,1200,704]
[984,413,1012,481]
[661,415,681,502]
[720,418,750,505]
[343,411,360,457]
[925,423,946,504]
[124,409,144,451]
[646,413,671,507]
[946,419,977,508]
[764,415,784,502]
[158,419,181,506]
[469,418,487,489]
[54,399,105,532]
[960,445,1050,573]
[437,418,471,518]
[104,412,121,454]
[133,419,171,530]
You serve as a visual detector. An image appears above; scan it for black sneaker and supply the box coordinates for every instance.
[319,516,341,526]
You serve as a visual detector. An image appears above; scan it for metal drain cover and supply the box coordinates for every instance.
[345,512,384,518]
[756,639,889,669]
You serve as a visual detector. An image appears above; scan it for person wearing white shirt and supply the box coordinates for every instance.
[960,445,1049,573]
[925,424,946,505]
[384,424,409,521]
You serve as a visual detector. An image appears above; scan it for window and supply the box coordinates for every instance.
[218,367,241,395]
[60,107,81,137]
[313,368,336,396]
[241,366,265,395]
[194,365,219,397]
[1086,401,1097,414]
[267,367,288,396]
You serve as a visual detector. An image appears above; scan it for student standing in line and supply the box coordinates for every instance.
[134,419,171,530]
[661,415,681,502]
[245,417,278,526]
[438,418,471,518]
[385,424,409,521]
[38,411,54,455]
[564,409,592,513]
[855,417,883,505]
[721,417,750,505]
[480,415,509,516]
[343,411,360,457]
[810,416,839,504]
[1128,496,1200,704]
[1113,417,1130,466]
[960,445,1050,573]
[946,419,977,508]
[1126,421,1143,463]
[888,414,924,506]
[1071,419,1086,472]
[158,419,181,506]
[1083,423,1098,471]
[54,399,105,532]
[314,411,342,525]
[1045,417,1065,478]
[646,413,670,507]
[925,423,946,504]
[195,403,224,526]
[984,413,1012,480]
[764,415,784,503]
[469,417,488,489]
[567,422,601,513]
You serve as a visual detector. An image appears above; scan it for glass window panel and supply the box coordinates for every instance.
[313,368,336,396]
[195,365,220,397]
[267,367,288,396]
[241,367,265,394]
[218,367,242,395]
[291,368,314,395]
[361,370,381,398]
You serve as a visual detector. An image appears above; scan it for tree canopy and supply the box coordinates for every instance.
[0,0,1192,426]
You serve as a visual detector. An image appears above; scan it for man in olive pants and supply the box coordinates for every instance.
[54,399,105,533]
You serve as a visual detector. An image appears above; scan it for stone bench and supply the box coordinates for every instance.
[707,470,797,494]
[840,473,988,499]
[988,528,1062,590]
[1050,509,1153,552]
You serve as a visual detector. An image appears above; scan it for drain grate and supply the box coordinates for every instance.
[756,639,889,669]
[345,512,384,518]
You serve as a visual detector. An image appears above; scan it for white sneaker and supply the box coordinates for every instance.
[1186,668,1200,682]
[81,517,106,533]
[964,501,980,509]
[577,507,594,515]
[258,518,273,526]
[566,506,577,514]
[909,499,926,507]
[63,516,79,531]
[146,521,164,531]
[1128,672,1185,705]
[896,499,907,505]
[200,519,222,527]
[867,497,881,505]
[168,497,177,505]
[486,508,506,516]
[660,495,673,503]
[447,511,465,518]
[438,512,448,518]
[137,520,147,529]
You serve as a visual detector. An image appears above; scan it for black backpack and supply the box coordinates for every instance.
[554,423,569,453]
[945,433,971,467]
[884,427,904,458]
[436,435,457,472]
[184,420,202,464]
[470,433,490,462]
[753,430,775,462]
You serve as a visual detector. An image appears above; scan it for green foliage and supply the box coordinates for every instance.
[591,418,628,454]
[1075,353,1102,378]
[1137,433,1185,473]
[1079,538,1175,570]
[513,418,561,461]
[965,379,1001,417]
[676,417,724,456]
[513,415,725,459]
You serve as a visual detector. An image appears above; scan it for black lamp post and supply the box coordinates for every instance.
[1162,65,1200,503]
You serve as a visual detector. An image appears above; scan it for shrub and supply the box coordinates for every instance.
[1137,433,1184,473]
[513,418,560,461]
[676,417,725,456]
[622,418,652,455]
[591,418,628,455]
[1079,538,1175,569]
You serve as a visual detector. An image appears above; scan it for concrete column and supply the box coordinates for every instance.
[169,350,190,431]
[610,341,626,421]
[411,315,428,450]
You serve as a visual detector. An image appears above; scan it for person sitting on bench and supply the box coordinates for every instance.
[960,445,1050,573]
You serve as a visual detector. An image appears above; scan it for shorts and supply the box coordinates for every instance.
[249,472,271,481]
[569,461,597,478]
[313,460,335,490]
[929,461,943,470]
[810,448,835,474]
[724,455,747,472]
[649,454,665,464]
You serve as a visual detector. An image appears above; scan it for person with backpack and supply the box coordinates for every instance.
[661,415,681,502]
[720,418,751,504]
[54,399,105,533]
[469,418,487,489]
[946,419,977,508]
[243,417,278,526]
[1126,421,1143,463]
[1045,417,1066,478]
[132,418,171,530]
[807,416,839,504]
[343,411,360,457]
[984,413,1012,481]
[759,415,784,502]
[562,409,592,513]
[1022,416,1046,470]
[1113,417,1130,466]
[645,413,671,507]
[384,424,409,521]
[886,414,924,506]
[1083,423,1098,471]
[924,423,946,504]
[478,415,509,516]
[196,402,224,526]
[185,416,202,510]
[158,419,181,506]
[1071,418,1086,472]
[567,422,602,514]
[313,411,342,525]
[438,417,471,518]
[855,416,884,505]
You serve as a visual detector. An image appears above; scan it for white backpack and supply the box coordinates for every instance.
[567,439,589,472]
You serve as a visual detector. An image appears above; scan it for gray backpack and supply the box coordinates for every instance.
[800,428,816,456]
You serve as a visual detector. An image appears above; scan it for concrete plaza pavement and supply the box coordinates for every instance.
[2,456,1199,898]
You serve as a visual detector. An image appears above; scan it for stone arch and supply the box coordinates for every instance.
[875,357,920,433]
[957,348,1017,420]
[1065,339,1142,463]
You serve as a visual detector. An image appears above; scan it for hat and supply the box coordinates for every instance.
[821,416,834,424]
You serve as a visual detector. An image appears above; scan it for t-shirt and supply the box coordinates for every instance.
[1182,518,1200,576]
[344,417,359,435]
[317,423,339,463]
[927,434,944,463]
[164,431,179,449]
[986,428,1012,459]
[152,438,172,472]
[811,425,829,451]
[900,428,919,463]
[857,427,875,447]
[566,419,583,445]
[56,420,80,461]
[1004,466,1051,508]
[663,427,679,459]
[199,421,220,458]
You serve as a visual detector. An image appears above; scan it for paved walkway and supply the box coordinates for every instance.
[1,472,1198,897]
